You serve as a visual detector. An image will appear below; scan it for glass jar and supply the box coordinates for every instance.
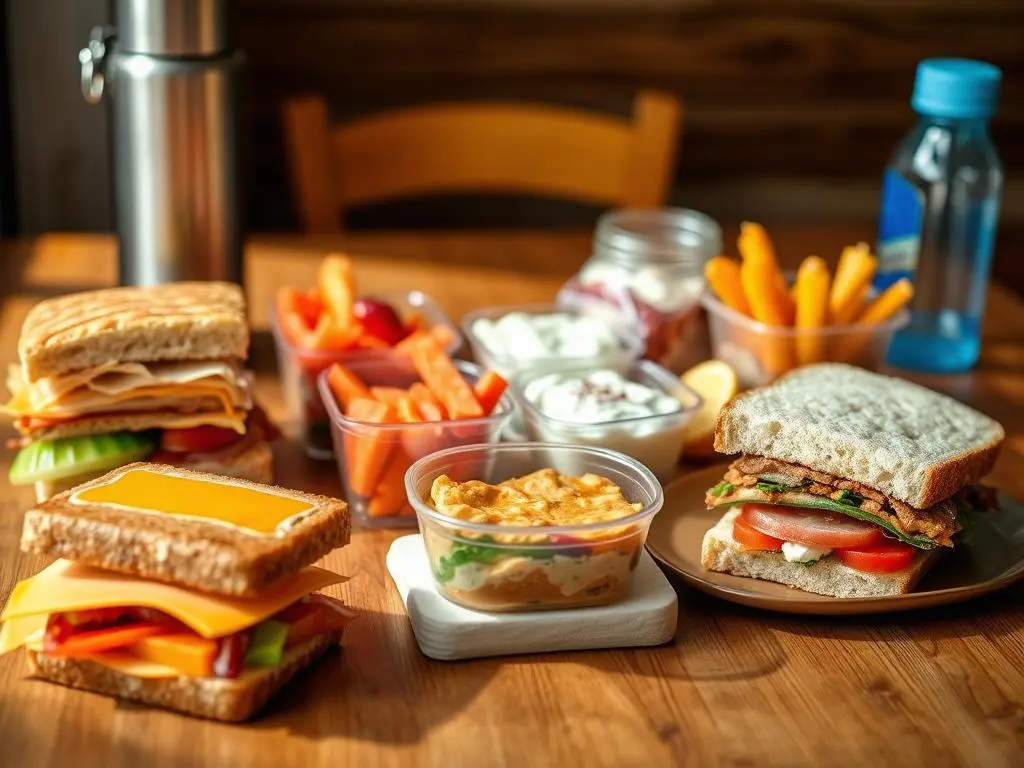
[557,208,721,373]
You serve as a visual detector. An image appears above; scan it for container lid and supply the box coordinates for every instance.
[593,208,722,270]
[115,0,233,56]
[911,58,1001,119]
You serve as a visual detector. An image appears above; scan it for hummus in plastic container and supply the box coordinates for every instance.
[405,443,663,612]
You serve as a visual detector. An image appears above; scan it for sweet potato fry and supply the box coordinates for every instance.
[704,256,750,316]
[794,256,831,365]
[738,222,795,324]
[856,278,914,325]
[829,244,877,324]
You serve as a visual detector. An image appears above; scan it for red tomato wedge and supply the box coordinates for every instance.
[732,515,784,551]
[835,542,918,573]
[739,504,884,549]
[161,425,243,454]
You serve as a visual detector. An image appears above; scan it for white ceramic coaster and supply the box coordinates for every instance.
[386,534,678,661]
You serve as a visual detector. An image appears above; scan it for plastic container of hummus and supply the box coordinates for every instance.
[405,442,663,612]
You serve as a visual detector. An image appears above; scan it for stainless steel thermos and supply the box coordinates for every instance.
[80,0,243,286]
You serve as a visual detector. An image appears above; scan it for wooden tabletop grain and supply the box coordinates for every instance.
[0,231,1022,768]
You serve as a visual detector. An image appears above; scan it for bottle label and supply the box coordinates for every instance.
[876,169,923,288]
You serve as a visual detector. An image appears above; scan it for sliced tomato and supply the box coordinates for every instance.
[732,515,784,551]
[835,542,918,573]
[45,621,169,658]
[161,425,243,454]
[740,504,884,549]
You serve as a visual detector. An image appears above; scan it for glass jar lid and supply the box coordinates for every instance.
[593,208,722,271]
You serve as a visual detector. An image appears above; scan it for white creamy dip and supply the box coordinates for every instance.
[522,369,681,425]
[471,312,621,362]
[446,550,634,597]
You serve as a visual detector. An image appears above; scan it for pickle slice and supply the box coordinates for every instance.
[9,432,158,485]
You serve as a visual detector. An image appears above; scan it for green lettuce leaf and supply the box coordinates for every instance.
[755,480,792,494]
[434,537,555,583]
[710,482,736,497]
[837,490,865,507]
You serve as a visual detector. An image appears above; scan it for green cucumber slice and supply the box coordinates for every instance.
[9,431,159,485]
[244,620,289,667]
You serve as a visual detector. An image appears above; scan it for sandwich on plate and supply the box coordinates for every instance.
[0,463,353,722]
[3,282,276,501]
[702,364,1003,598]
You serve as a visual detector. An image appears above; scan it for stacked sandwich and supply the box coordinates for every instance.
[4,282,275,500]
[0,463,353,721]
[702,364,1003,598]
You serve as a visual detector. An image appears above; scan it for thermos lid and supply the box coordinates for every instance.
[116,0,233,56]
[911,58,1002,120]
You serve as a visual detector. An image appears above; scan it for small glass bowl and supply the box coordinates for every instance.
[461,303,644,379]
[318,359,513,529]
[701,289,910,388]
[405,442,663,612]
[510,360,702,482]
[271,290,460,459]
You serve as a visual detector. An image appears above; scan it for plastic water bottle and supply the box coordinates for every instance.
[876,59,1003,373]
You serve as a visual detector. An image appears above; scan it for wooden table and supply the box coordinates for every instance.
[1,232,1022,767]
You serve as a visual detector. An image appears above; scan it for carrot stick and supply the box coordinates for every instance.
[369,387,410,406]
[704,256,750,316]
[367,447,413,518]
[342,398,397,497]
[738,222,795,325]
[856,278,914,325]
[318,255,356,327]
[408,383,447,420]
[740,251,791,327]
[472,370,508,416]
[829,244,877,324]
[327,364,371,413]
[409,338,483,419]
[794,256,831,365]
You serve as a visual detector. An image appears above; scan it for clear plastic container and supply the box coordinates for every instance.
[318,358,513,528]
[405,442,663,612]
[271,290,460,459]
[462,303,644,379]
[557,208,721,373]
[510,360,701,481]
[702,289,910,388]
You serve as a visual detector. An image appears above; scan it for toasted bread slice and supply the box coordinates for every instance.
[32,438,274,502]
[714,364,1004,509]
[26,632,338,722]
[21,462,349,597]
[19,282,249,382]
[701,509,942,598]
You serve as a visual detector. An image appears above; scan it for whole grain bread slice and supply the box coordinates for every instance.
[27,632,338,722]
[714,363,1004,509]
[21,462,350,597]
[20,282,249,382]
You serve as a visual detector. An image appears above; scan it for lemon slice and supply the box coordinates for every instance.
[679,360,739,458]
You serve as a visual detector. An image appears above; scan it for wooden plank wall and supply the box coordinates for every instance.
[237,0,1024,288]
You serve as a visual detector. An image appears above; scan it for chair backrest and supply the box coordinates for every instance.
[283,91,683,232]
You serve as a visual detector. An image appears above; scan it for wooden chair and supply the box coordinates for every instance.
[282,92,683,232]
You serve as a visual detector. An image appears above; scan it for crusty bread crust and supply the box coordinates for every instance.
[713,363,1004,509]
[32,439,274,503]
[19,282,249,382]
[26,632,338,722]
[701,508,942,598]
[21,462,350,597]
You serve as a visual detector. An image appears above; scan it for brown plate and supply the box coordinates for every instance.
[646,465,1024,615]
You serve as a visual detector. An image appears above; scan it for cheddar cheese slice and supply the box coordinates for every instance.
[70,467,317,535]
[0,560,346,641]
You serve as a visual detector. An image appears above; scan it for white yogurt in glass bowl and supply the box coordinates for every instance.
[511,361,701,481]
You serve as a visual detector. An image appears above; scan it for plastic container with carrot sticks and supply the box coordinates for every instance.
[318,357,514,528]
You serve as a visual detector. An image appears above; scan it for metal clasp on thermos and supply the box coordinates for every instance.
[79,0,244,288]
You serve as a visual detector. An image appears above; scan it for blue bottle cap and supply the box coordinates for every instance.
[911,58,1002,119]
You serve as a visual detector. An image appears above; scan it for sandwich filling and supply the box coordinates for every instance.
[707,455,995,554]
[0,560,355,680]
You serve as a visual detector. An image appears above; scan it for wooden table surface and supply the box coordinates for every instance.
[1,231,1022,767]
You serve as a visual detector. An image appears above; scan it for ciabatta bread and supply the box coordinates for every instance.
[701,509,942,598]
[714,364,1004,509]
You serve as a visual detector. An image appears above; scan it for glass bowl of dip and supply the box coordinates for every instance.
[405,442,663,612]
[510,360,701,481]
[461,303,644,379]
